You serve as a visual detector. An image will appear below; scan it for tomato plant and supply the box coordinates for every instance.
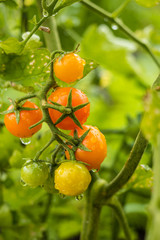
[48,87,90,130]
[4,101,43,138]
[54,161,91,196]
[0,0,160,239]
[54,53,85,83]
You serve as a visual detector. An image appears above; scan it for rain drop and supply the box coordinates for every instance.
[111,24,118,30]
[43,9,49,17]
[20,179,27,187]
[59,193,66,199]
[75,194,83,201]
[20,138,31,145]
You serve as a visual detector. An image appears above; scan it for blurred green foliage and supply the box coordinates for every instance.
[0,0,160,239]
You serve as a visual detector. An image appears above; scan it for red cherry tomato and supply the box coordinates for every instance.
[48,87,90,130]
[66,125,107,170]
[4,101,43,138]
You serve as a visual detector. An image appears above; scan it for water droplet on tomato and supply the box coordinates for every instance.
[20,138,31,145]
[75,194,83,201]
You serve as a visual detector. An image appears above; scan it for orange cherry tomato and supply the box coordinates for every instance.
[65,125,107,170]
[48,87,90,130]
[4,101,43,138]
[54,53,85,83]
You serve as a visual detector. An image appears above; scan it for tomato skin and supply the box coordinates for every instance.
[48,87,90,130]
[4,101,43,138]
[54,161,91,196]
[54,53,85,83]
[21,161,49,188]
[66,125,107,170]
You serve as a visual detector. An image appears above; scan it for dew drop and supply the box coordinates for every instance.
[75,194,83,201]
[111,24,118,30]
[20,138,31,145]
[43,9,49,17]
[59,193,66,199]
[20,179,27,187]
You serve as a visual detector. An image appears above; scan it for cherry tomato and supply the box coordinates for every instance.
[54,161,91,196]
[65,125,107,170]
[21,161,49,188]
[4,101,43,138]
[135,0,160,7]
[48,87,90,130]
[54,53,85,83]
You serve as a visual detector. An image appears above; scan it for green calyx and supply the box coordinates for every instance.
[47,89,89,129]
[71,128,91,152]
[0,98,38,124]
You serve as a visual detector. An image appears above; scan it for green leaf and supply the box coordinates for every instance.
[0,38,24,55]
[81,25,137,75]
[83,58,99,78]
[0,48,50,91]
[0,0,17,7]
[141,90,160,144]
[56,0,81,9]
[121,164,153,195]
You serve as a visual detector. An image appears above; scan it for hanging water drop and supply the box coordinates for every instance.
[43,9,49,17]
[75,194,83,201]
[111,24,118,30]
[59,193,66,199]
[20,179,27,187]
[20,138,31,145]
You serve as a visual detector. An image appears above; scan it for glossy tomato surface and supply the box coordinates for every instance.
[4,101,43,138]
[54,53,85,83]
[54,161,91,196]
[66,125,107,170]
[48,87,90,130]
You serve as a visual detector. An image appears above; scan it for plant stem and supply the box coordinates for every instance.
[80,177,106,240]
[22,16,48,46]
[80,190,102,240]
[81,0,160,69]
[103,130,148,200]
[112,0,131,18]
[108,197,132,240]
[146,134,160,240]
[34,136,55,161]
[16,93,38,103]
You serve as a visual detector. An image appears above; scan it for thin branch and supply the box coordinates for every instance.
[81,0,160,69]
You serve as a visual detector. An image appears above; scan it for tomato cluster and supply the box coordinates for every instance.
[3,52,107,197]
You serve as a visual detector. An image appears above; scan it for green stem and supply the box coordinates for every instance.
[80,177,106,240]
[103,130,148,200]
[81,0,160,69]
[112,0,131,18]
[34,136,55,161]
[22,16,48,46]
[16,93,38,103]
[108,197,132,240]
[146,134,160,240]
[80,191,102,240]
[43,17,62,52]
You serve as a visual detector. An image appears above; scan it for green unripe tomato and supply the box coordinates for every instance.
[0,204,12,227]
[54,161,91,196]
[21,161,49,188]
[9,150,23,168]
[135,0,160,7]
